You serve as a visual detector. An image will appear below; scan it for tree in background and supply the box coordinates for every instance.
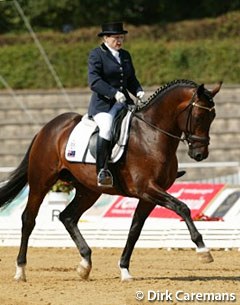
[0,0,240,32]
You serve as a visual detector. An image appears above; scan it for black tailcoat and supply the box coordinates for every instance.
[88,43,142,117]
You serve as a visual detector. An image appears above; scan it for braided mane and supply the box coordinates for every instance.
[138,79,198,111]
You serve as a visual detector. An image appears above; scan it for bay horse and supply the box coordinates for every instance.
[0,79,222,282]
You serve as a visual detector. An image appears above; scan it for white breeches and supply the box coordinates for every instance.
[93,112,113,140]
[93,102,125,140]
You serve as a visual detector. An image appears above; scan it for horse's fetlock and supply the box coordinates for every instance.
[194,233,203,244]
[119,260,129,269]
[80,247,92,260]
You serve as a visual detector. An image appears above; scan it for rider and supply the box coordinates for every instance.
[88,22,145,187]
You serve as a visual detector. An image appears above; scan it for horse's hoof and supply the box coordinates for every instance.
[118,262,133,282]
[197,248,214,263]
[77,259,91,280]
[121,273,133,282]
[14,274,27,282]
[14,264,27,282]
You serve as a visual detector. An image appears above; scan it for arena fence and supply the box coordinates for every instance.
[179,162,240,185]
[1,219,240,249]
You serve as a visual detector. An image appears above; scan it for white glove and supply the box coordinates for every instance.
[136,91,145,100]
[115,91,126,103]
[136,91,146,107]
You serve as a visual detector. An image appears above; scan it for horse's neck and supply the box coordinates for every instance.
[135,89,192,154]
[141,92,184,134]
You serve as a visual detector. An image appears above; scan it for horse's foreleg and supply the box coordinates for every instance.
[144,184,214,263]
[119,200,155,281]
[59,187,100,280]
[15,193,44,281]
[172,200,214,263]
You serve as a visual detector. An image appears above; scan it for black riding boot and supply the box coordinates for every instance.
[96,136,113,187]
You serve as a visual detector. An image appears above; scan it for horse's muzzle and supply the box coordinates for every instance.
[188,148,209,162]
[186,134,210,162]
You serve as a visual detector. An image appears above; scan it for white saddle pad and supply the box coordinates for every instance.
[65,111,132,164]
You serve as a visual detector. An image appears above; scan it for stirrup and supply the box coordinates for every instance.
[97,169,113,187]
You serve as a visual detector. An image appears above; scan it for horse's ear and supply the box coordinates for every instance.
[211,81,223,97]
[197,84,205,96]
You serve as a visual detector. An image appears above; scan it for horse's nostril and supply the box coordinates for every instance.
[195,153,203,161]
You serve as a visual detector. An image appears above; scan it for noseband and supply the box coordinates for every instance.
[132,88,215,148]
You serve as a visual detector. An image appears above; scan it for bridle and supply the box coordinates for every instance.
[184,90,215,148]
[132,89,215,148]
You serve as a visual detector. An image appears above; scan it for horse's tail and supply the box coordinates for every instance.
[0,136,36,209]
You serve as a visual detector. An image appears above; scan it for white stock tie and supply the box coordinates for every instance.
[113,51,121,64]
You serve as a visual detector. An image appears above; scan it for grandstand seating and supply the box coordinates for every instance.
[0,86,239,181]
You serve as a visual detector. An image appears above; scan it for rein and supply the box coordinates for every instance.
[132,111,186,142]
[132,89,214,146]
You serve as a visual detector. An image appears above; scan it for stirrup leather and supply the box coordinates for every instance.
[97,169,113,187]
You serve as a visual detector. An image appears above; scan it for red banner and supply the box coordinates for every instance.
[103,183,225,219]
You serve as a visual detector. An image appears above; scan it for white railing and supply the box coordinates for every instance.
[179,162,240,185]
[0,167,15,173]
[1,219,240,249]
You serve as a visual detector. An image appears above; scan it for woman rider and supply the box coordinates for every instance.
[88,22,145,187]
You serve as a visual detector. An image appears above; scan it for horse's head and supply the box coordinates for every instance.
[181,82,222,161]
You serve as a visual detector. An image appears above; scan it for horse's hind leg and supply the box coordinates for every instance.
[59,184,100,280]
[15,190,47,281]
